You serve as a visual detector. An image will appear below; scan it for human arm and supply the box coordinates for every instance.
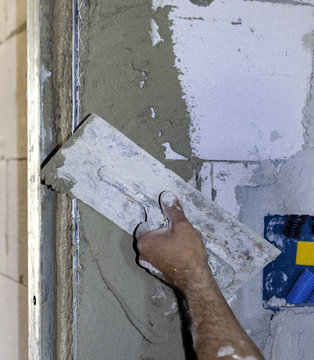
[135,191,264,360]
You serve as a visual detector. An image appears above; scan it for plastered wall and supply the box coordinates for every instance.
[0,0,28,359]
[75,1,314,359]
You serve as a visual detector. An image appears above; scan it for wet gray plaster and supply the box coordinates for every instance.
[189,0,215,6]
[74,0,314,358]
[77,202,184,360]
[76,1,195,358]
[79,1,193,170]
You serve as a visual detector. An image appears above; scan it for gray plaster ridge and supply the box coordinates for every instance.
[244,0,314,7]
[302,47,314,148]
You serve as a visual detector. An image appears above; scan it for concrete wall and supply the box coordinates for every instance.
[0,0,28,359]
[74,0,314,359]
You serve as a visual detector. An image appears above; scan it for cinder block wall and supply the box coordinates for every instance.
[0,0,28,359]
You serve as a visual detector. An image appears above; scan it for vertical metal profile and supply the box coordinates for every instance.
[27,0,42,358]
[28,0,75,358]
[51,0,74,358]
[72,1,81,358]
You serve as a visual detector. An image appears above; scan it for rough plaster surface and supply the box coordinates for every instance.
[72,0,314,358]
[264,307,314,360]
[76,1,197,358]
[154,0,314,161]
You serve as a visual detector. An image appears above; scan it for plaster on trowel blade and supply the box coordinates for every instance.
[41,114,280,299]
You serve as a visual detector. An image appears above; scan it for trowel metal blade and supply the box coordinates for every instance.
[41,114,280,299]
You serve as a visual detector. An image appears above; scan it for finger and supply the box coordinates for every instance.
[160,191,187,225]
[135,221,150,239]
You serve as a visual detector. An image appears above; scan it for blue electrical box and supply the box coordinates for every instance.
[263,215,314,308]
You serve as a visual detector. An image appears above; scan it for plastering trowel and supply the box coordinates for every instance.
[41,114,280,299]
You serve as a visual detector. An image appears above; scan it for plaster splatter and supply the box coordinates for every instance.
[150,19,164,46]
[162,142,188,160]
[217,346,235,357]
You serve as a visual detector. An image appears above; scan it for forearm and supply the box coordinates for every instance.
[136,191,264,359]
[180,265,264,360]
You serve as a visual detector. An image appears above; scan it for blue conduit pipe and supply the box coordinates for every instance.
[286,268,314,304]
[307,292,314,303]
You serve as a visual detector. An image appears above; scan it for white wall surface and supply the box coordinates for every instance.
[154,0,314,160]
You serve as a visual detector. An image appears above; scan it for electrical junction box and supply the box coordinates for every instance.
[263,215,314,309]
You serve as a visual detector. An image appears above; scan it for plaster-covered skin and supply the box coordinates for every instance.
[76,0,195,358]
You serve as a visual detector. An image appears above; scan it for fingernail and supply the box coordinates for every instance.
[160,191,178,207]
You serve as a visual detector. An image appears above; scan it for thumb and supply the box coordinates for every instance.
[135,221,150,239]
[160,191,187,226]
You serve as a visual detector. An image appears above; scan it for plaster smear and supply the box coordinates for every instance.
[200,162,260,217]
[153,0,314,160]
[217,346,257,359]
[162,142,188,160]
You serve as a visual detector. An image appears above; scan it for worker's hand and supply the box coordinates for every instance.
[135,191,211,290]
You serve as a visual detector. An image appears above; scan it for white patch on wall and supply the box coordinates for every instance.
[153,0,314,161]
[150,19,164,46]
[150,106,156,118]
[162,142,188,160]
[199,162,258,217]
